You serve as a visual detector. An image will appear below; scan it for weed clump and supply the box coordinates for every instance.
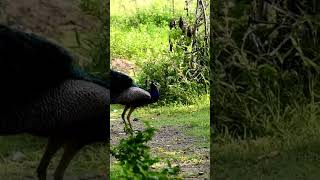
[111,123,181,179]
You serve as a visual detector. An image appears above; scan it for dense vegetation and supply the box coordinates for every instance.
[111,123,180,179]
[111,0,209,105]
[213,0,320,138]
[212,1,320,179]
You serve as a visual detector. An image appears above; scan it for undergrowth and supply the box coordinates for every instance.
[111,0,209,105]
[212,0,320,139]
[111,123,181,179]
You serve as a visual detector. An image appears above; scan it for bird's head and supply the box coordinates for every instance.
[149,80,160,101]
[145,80,159,90]
[150,81,157,89]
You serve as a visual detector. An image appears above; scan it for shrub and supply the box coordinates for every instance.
[111,123,181,179]
[137,52,208,105]
[111,0,209,105]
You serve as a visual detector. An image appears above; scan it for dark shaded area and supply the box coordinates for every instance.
[0,24,109,108]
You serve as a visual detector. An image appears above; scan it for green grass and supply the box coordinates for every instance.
[110,23,168,61]
[213,135,320,180]
[110,0,186,17]
[110,0,187,63]
[212,101,320,180]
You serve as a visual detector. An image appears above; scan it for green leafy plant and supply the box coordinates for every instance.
[136,1,210,105]
[111,1,209,105]
[111,122,181,179]
[137,53,207,105]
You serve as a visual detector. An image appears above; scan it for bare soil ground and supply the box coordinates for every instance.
[111,58,138,76]
[0,0,97,42]
[110,118,210,179]
[0,0,100,67]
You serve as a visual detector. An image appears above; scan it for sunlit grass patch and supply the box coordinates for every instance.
[110,0,188,62]
[110,24,168,61]
[110,0,186,17]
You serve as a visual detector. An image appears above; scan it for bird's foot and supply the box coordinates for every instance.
[123,125,134,135]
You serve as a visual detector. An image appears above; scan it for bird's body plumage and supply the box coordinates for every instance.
[0,79,109,139]
[112,86,151,106]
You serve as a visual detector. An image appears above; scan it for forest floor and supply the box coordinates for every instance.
[110,98,210,180]
[0,135,108,180]
[111,58,138,77]
[0,0,97,43]
[0,0,100,67]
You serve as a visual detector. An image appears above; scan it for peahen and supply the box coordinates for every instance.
[111,70,160,131]
[0,24,109,180]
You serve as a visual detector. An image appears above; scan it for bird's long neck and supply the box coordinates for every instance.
[149,86,159,103]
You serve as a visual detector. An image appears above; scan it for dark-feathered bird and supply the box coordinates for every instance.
[0,24,109,180]
[111,71,160,131]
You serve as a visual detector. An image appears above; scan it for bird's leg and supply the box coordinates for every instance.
[127,107,136,131]
[122,106,131,133]
[37,137,63,180]
[121,106,129,125]
[54,141,83,180]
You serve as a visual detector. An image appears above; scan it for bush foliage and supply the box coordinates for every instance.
[213,0,320,138]
[111,123,181,179]
[132,1,210,105]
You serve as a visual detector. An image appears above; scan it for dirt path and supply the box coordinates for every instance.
[110,118,210,179]
[0,0,97,39]
[111,58,139,77]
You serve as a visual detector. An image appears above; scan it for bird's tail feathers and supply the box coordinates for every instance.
[70,67,110,89]
[110,70,135,92]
